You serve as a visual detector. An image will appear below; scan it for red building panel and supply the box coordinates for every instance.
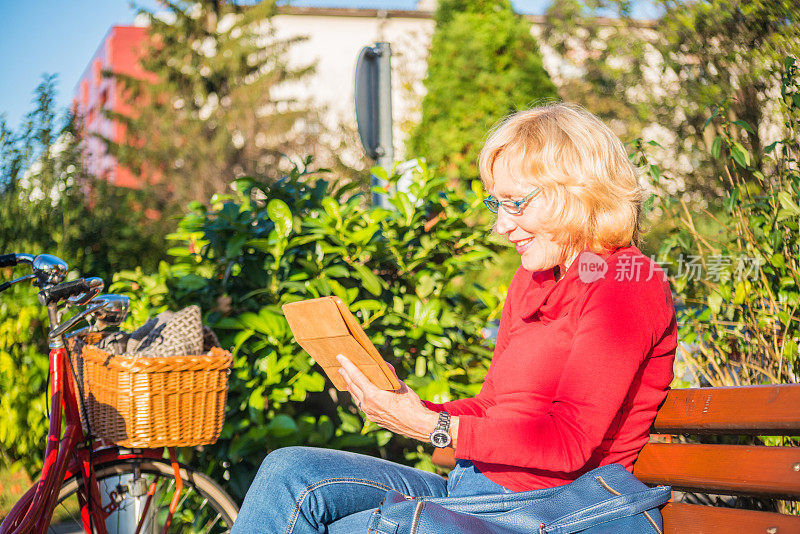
[73,25,151,189]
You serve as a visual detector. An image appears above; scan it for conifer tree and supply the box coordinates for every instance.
[0,75,165,279]
[102,0,318,207]
[407,0,558,180]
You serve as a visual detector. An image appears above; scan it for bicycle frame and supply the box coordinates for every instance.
[1,346,182,534]
[0,346,107,534]
[1,261,196,534]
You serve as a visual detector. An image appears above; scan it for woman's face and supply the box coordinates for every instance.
[490,164,572,273]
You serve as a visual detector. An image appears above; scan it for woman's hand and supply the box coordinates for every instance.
[336,354,441,443]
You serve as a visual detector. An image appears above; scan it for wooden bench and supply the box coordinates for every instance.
[432,385,800,533]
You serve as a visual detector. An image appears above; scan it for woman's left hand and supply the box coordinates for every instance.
[336,354,440,443]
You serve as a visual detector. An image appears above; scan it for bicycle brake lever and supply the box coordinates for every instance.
[0,273,36,293]
[50,302,106,340]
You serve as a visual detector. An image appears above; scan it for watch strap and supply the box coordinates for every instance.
[429,411,452,448]
[436,411,451,432]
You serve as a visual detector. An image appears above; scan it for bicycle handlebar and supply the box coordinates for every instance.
[0,254,18,267]
[38,279,94,306]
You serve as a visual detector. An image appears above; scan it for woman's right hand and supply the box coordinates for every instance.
[336,355,442,443]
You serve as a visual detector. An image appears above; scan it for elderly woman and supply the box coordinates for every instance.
[232,103,677,533]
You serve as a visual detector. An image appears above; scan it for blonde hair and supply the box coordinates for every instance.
[478,103,643,255]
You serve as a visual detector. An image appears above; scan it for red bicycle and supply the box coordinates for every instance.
[0,253,238,533]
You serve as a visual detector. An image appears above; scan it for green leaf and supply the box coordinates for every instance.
[370,166,389,181]
[730,142,750,168]
[167,246,192,257]
[352,299,385,312]
[338,410,363,433]
[214,317,241,329]
[327,278,350,303]
[352,264,383,296]
[707,292,723,315]
[295,372,325,392]
[267,199,293,238]
[470,180,484,199]
[648,164,661,182]
[732,120,755,134]
[349,225,378,244]
[267,415,298,437]
[711,136,722,159]
[416,274,436,298]
[225,234,247,258]
[733,282,746,305]
[176,274,207,291]
[247,238,274,252]
[395,192,415,224]
[724,187,739,213]
[321,198,341,224]
[248,387,265,411]
[777,192,800,216]
[785,339,798,362]
[238,308,284,337]
[415,355,427,376]
[412,298,439,326]
[323,264,351,278]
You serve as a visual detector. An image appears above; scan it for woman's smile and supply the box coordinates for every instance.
[513,236,536,254]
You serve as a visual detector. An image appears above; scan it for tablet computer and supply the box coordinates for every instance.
[282,296,401,391]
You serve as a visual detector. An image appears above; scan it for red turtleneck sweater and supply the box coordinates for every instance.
[424,246,677,492]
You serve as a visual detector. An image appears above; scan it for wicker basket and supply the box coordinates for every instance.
[80,345,232,448]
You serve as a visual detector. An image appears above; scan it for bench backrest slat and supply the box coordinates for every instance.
[652,385,800,435]
[633,443,800,499]
[662,503,800,533]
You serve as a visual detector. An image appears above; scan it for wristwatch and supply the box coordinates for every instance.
[429,411,452,448]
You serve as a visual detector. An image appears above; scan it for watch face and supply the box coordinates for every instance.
[430,429,451,448]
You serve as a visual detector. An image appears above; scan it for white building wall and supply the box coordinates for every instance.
[267,8,617,164]
[270,10,435,162]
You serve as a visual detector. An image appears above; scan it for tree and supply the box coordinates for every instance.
[0,75,166,282]
[653,0,800,181]
[540,0,652,139]
[102,0,320,209]
[541,0,800,195]
[406,0,558,180]
[1,75,64,255]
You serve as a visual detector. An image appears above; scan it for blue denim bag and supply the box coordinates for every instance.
[365,464,670,534]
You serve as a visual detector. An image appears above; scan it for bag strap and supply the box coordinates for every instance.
[542,485,671,534]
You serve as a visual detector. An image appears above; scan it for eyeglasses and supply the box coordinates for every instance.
[483,187,541,215]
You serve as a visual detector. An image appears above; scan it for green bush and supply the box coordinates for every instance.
[632,58,800,517]
[641,57,800,388]
[109,160,504,499]
[0,283,50,474]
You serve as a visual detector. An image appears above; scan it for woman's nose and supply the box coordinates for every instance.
[494,209,516,236]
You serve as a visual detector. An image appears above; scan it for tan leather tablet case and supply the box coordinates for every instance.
[282,296,401,391]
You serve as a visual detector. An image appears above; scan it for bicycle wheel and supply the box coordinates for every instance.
[49,458,238,534]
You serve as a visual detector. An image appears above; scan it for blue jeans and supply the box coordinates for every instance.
[231,446,512,533]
